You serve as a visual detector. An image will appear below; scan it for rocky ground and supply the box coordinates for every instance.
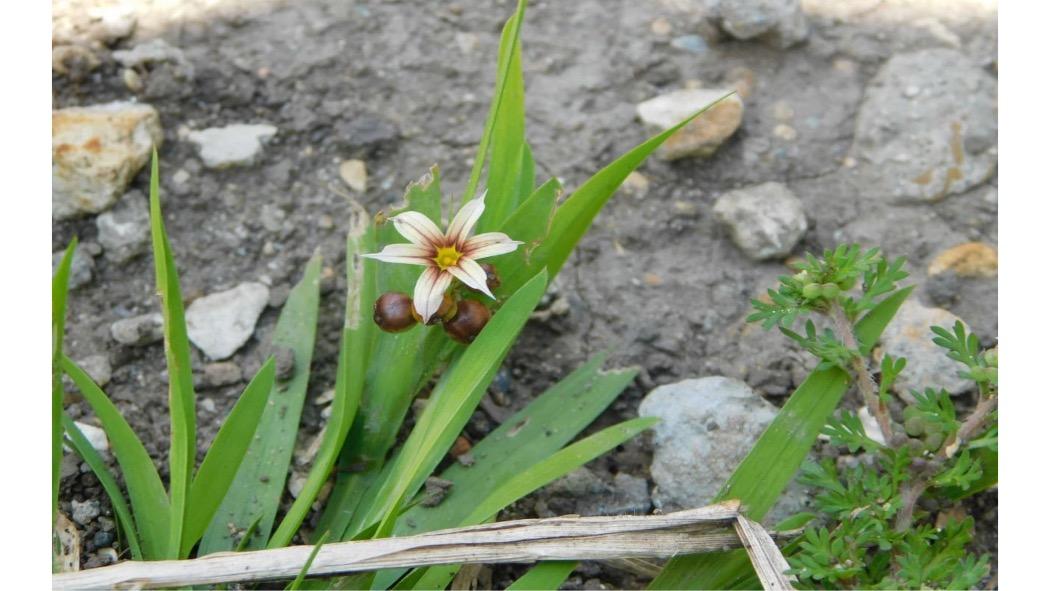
[53,0,997,585]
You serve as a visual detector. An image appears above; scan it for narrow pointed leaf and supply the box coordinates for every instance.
[52,238,77,525]
[269,207,376,548]
[507,561,578,591]
[183,359,276,556]
[63,416,143,560]
[147,150,196,559]
[200,255,323,554]
[62,356,169,559]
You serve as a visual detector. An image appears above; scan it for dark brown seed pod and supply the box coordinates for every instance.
[442,299,491,344]
[374,292,417,333]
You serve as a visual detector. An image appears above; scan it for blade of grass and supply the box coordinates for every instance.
[500,93,735,294]
[236,515,264,553]
[52,238,77,526]
[462,0,528,202]
[347,270,549,539]
[506,561,577,591]
[407,416,659,590]
[62,415,143,560]
[649,286,914,589]
[288,531,331,591]
[200,255,323,554]
[479,4,527,231]
[62,356,169,559]
[269,206,376,548]
[146,150,197,559]
[182,359,276,556]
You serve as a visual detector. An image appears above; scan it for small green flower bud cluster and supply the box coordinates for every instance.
[903,406,947,452]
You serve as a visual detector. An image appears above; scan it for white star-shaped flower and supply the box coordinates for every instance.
[363,192,522,322]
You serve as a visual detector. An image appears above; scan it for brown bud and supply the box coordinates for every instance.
[442,299,491,344]
[374,292,417,333]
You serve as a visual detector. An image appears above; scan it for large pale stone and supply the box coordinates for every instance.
[52,102,163,219]
[636,89,743,160]
[186,124,277,169]
[186,283,270,360]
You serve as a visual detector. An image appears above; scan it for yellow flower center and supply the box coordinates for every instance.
[433,246,462,270]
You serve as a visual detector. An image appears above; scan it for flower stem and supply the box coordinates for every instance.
[829,303,895,445]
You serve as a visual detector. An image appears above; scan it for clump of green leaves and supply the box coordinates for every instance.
[747,245,997,589]
[53,0,725,582]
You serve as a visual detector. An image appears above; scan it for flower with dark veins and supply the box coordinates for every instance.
[363,192,522,322]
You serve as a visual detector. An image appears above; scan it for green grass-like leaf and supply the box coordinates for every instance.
[62,356,170,559]
[462,0,528,203]
[269,210,376,548]
[200,255,323,554]
[52,238,77,526]
[506,561,578,591]
[479,0,528,231]
[649,286,913,590]
[62,415,143,560]
[182,359,276,556]
[147,150,197,559]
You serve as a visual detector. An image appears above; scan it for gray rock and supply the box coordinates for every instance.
[713,0,808,48]
[639,377,809,524]
[186,283,270,360]
[110,313,164,346]
[71,499,101,525]
[713,182,807,260]
[60,453,80,479]
[636,89,743,160]
[876,300,972,399]
[77,355,112,388]
[186,124,278,169]
[852,49,997,203]
[52,101,163,219]
[202,362,243,388]
[52,245,95,290]
[96,191,150,264]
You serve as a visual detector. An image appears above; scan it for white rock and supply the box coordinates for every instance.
[110,313,164,347]
[96,191,150,264]
[186,283,270,360]
[637,89,743,160]
[639,377,809,524]
[339,159,368,192]
[187,124,278,169]
[876,300,972,399]
[73,421,110,453]
[52,102,163,219]
[713,182,808,260]
[852,49,997,203]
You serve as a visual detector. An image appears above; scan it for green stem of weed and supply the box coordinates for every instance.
[829,302,895,444]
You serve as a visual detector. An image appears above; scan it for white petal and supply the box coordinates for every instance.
[462,232,522,260]
[392,211,444,246]
[446,192,486,245]
[448,257,494,298]
[361,244,433,265]
[413,267,453,323]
